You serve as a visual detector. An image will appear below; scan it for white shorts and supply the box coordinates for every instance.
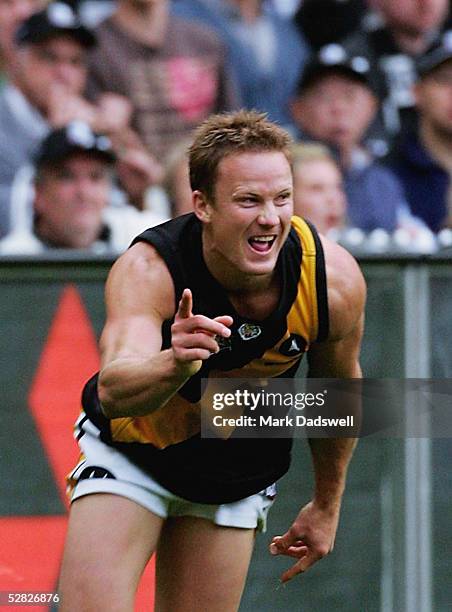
[68,419,276,533]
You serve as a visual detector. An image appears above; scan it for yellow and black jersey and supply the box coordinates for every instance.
[79,213,328,503]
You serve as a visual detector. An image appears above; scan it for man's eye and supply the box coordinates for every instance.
[275,194,290,205]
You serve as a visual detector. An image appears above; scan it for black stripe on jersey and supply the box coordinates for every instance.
[304,220,329,342]
[76,414,89,441]
[136,215,302,373]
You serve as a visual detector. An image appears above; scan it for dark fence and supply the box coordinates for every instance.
[0,253,450,612]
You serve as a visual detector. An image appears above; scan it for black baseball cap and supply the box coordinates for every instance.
[15,2,96,48]
[297,44,373,94]
[35,122,116,168]
[417,31,452,77]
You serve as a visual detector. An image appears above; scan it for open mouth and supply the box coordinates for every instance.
[248,235,277,253]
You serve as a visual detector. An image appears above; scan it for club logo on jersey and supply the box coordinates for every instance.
[238,323,262,341]
[279,334,307,357]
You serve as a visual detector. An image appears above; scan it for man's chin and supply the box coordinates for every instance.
[240,255,278,278]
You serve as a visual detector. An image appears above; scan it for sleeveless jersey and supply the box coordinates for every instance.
[79,213,329,503]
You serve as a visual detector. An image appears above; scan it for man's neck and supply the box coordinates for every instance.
[204,249,274,293]
[114,1,169,47]
[228,278,280,320]
[201,241,280,320]
[420,118,452,173]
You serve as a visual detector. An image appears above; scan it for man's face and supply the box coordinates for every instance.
[374,0,448,35]
[34,154,111,248]
[0,0,43,55]
[196,151,293,280]
[291,75,377,151]
[415,59,452,136]
[15,35,87,112]
[293,158,346,234]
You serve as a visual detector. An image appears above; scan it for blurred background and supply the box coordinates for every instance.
[0,1,451,610]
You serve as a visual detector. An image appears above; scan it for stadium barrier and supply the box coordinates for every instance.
[0,252,450,612]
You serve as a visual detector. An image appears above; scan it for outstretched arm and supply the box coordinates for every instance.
[97,242,232,418]
[270,237,366,583]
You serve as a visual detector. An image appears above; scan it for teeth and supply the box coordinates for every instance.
[251,236,275,242]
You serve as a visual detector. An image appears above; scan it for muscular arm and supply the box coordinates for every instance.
[97,242,232,418]
[306,239,365,511]
[270,237,366,582]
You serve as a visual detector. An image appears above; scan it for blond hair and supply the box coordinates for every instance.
[291,142,338,169]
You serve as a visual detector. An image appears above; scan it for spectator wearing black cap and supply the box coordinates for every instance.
[0,121,164,254]
[0,2,96,238]
[0,2,166,240]
[0,0,46,84]
[290,46,424,233]
[388,33,452,232]
[341,0,451,138]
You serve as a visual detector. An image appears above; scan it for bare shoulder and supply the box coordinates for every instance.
[105,241,175,322]
[321,235,366,342]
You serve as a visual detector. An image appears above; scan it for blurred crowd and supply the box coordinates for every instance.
[1,0,452,255]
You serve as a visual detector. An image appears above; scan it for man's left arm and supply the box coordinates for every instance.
[269,238,366,583]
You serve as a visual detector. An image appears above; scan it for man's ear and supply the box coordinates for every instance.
[193,190,213,222]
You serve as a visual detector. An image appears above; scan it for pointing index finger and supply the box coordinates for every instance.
[177,288,193,319]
